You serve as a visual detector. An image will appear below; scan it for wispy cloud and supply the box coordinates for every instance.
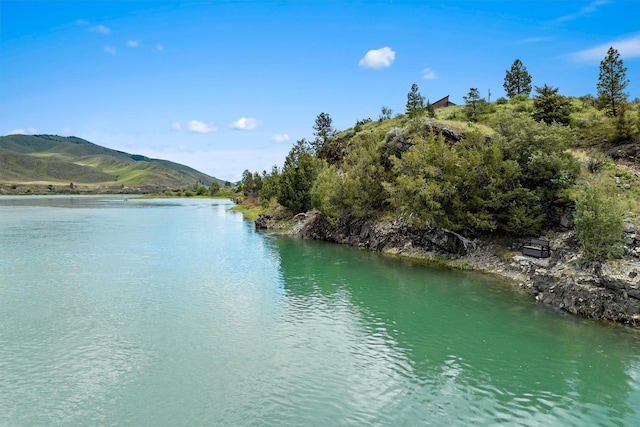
[554,0,609,23]
[570,34,640,62]
[187,120,217,133]
[9,128,37,135]
[358,47,396,69]
[421,68,437,80]
[229,117,261,130]
[271,134,290,143]
[104,46,117,55]
[521,36,554,44]
[127,40,139,48]
[90,24,111,34]
[171,122,182,131]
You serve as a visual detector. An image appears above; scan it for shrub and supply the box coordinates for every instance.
[574,185,624,260]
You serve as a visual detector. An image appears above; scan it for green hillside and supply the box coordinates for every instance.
[0,134,223,190]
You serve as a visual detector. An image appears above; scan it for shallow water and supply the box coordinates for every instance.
[1,196,639,425]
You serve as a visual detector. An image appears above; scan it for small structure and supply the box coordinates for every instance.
[432,95,456,109]
[522,238,550,258]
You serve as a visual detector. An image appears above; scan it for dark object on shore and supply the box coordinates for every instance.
[523,238,550,258]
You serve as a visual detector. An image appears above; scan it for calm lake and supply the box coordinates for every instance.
[1,196,640,426]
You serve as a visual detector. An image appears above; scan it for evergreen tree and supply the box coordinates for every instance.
[277,139,321,212]
[463,88,486,122]
[597,46,629,117]
[312,112,336,151]
[406,83,425,118]
[532,84,573,125]
[503,59,532,99]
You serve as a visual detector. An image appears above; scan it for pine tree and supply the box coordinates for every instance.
[406,83,425,118]
[503,59,532,99]
[463,88,486,122]
[532,84,573,125]
[312,112,336,151]
[597,46,629,117]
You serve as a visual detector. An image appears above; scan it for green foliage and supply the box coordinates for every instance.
[612,101,636,144]
[425,101,436,118]
[382,131,543,234]
[354,117,372,133]
[209,181,220,196]
[259,166,280,207]
[379,106,393,121]
[278,139,322,212]
[597,46,629,117]
[312,132,388,221]
[406,83,425,118]
[532,84,573,125]
[492,114,580,203]
[503,59,532,98]
[463,88,486,122]
[312,112,336,151]
[574,185,624,260]
[311,164,343,225]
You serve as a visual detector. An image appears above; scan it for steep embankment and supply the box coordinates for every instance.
[0,134,222,191]
[256,210,640,326]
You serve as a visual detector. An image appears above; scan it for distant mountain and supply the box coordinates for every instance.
[0,134,223,189]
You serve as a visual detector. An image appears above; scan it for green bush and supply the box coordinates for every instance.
[574,185,624,260]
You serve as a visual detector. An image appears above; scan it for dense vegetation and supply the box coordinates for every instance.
[241,48,640,261]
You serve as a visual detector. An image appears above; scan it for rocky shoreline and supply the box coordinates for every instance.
[256,210,640,327]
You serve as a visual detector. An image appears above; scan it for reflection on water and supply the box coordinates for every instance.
[1,196,639,425]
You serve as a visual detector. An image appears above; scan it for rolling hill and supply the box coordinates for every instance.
[0,134,223,191]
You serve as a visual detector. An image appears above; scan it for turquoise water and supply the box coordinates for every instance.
[1,196,639,426]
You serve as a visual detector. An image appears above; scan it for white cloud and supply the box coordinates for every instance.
[156,44,164,51]
[187,120,217,133]
[104,46,116,55]
[90,24,111,34]
[421,68,437,80]
[127,40,139,47]
[229,117,261,130]
[358,46,396,69]
[10,128,37,135]
[570,34,640,62]
[554,0,609,23]
[171,122,182,131]
[271,134,290,143]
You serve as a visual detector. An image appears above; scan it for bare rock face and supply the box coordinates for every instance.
[287,210,475,256]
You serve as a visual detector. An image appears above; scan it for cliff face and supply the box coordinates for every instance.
[256,210,640,327]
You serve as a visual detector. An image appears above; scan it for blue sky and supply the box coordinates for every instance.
[1,0,639,182]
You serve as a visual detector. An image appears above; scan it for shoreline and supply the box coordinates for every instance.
[256,209,640,327]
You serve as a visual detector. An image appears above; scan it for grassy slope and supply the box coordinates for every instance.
[0,134,223,188]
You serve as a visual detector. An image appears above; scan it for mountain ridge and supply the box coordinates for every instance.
[0,134,223,190]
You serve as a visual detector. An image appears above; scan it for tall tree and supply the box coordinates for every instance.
[597,46,629,117]
[463,88,486,122]
[532,84,573,125]
[277,139,321,213]
[405,83,425,118]
[312,112,336,151]
[503,59,532,98]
